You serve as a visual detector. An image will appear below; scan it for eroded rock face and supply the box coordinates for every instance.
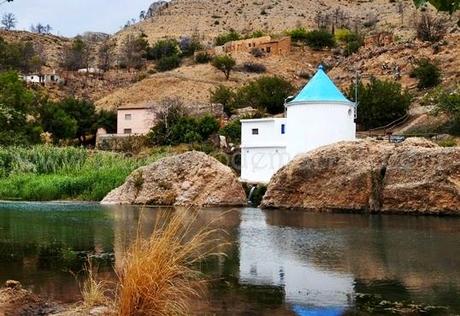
[261,139,460,214]
[102,151,246,207]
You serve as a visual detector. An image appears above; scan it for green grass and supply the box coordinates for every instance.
[0,146,167,201]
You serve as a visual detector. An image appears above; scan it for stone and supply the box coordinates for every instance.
[102,151,246,207]
[261,138,460,215]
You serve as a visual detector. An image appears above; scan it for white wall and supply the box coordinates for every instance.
[241,118,289,183]
[286,102,356,159]
[117,109,156,135]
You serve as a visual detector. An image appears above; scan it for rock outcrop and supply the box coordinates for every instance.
[261,139,460,215]
[102,151,246,207]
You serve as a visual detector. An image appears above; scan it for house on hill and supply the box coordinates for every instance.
[117,103,156,135]
[22,72,63,85]
[217,36,291,56]
[240,65,357,184]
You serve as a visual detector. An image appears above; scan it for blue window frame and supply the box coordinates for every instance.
[281,124,286,134]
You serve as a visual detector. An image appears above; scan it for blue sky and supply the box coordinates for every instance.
[1,0,155,37]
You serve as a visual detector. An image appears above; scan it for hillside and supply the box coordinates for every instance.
[116,0,419,43]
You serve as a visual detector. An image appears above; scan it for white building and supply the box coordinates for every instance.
[241,65,356,184]
[117,103,156,135]
[22,72,62,85]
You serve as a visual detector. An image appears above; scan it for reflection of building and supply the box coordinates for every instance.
[241,66,356,183]
[117,103,156,135]
[238,209,354,308]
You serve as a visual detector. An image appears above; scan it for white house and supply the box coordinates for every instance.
[22,72,62,85]
[117,103,156,135]
[241,65,356,184]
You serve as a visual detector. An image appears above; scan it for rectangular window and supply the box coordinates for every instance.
[252,128,259,135]
[267,47,271,53]
[125,114,132,120]
[281,124,285,134]
[124,129,132,134]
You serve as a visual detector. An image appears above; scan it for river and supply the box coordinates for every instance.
[0,202,459,315]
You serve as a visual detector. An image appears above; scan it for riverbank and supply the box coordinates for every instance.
[0,146,167,201]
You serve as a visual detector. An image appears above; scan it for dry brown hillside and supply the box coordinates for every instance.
[0,30,70,69]
[116,0,419,44]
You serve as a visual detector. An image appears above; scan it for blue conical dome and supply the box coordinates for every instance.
[288,65,353,105]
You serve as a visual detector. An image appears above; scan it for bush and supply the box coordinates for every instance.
[145,39,179,60]
[305,30,336,50]
[148,98,220,145]
[250,47,265,58]
[179,36,202,57]
[287,27,309,41]
[348,77,412,130]
[156,55,181,72]
[212,55,236,80]
[433,87,460,135]
[410,58,441,89]
[416,13,447,42]
[242,62,267,73]
[219,119,241,143]
[235,76,295,114]
[194,52,212,64]
[215,30,241,46]
[210,85,236,116]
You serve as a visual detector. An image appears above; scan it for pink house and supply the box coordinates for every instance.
[117,103,156,135]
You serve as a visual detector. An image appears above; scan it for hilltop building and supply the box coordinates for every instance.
[22,72,63,85]
[117,103,156,135]
[240,66,356,184]
[216,36,291,56]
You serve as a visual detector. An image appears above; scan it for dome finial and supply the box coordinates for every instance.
[318,64,324,70]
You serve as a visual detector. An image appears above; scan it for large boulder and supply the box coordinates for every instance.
[261,139,460,214]
[102,151,246,207]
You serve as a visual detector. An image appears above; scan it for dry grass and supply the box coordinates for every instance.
[80,261,111,309]
[115,210,224,316]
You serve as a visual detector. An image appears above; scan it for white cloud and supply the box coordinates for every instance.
[1,0,154,37]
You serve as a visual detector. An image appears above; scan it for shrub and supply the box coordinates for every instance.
[410,58,441,89]
[156,55,181,72]
[215,30,241,46]
[194,51,212,64]
[210,85,236,116]
[219,119,241,143]
[242,62,267,73]
[305,30,336,50]
[212,55,236,80]
[179,36,202,57]
[148,98,220,145]
[416,13,447,42]
[235,76,295,114]
[287,27,309,41]
[250,47,265,58]
[348,77,412,130]
[145,39,179,60]
[335,28,353,42]
[433,87,460,135]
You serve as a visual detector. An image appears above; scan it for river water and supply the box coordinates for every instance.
[0,202,460,315]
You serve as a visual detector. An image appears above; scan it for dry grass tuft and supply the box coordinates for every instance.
[80,261,110,309]
[116,210,224,316]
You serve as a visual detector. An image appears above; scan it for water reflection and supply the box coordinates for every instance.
[0,202,460,314]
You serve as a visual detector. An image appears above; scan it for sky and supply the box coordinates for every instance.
[0,0,155,37]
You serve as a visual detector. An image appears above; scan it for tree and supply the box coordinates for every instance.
[156,55,181,72]
[212,55,236,80]
[210,85,236,115]
[215,30,241,46]
[430,86,460,135]
[119,34,148,70]
[61,37,92,71]
[348,77,412,130]
[236,76,295,114]
[410,58,441,89]
[304,30,336,50]
[98,40,115,71]
[30,23,52,34]
[145,39,179,60]
[179,36,202,57]
[96,109,117,134]
[0,38,44,73]
[0,71,42,145]
[1,13,16,30]
[59,98,98,144]
[413,0,459,14]
[39,102,78,142]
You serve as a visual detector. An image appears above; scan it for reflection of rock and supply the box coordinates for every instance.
[262,139,460,214]
[102,151,246,207]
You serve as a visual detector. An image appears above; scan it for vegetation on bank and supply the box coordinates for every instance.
[0,146,166,201]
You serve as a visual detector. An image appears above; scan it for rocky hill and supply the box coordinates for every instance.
[116,0,419,43]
